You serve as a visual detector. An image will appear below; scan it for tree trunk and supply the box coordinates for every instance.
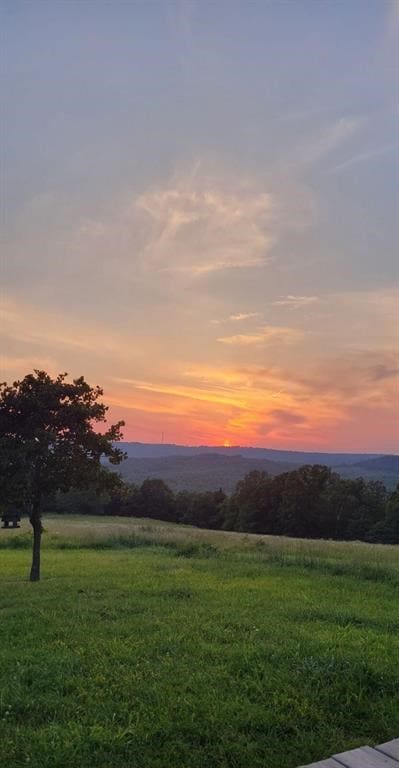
[29,502,43,582]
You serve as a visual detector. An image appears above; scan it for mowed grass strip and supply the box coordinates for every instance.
[0,516,398,768]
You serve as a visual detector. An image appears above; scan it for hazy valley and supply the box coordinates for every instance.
[116,443,399,492]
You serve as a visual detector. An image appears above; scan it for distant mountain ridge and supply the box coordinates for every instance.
[119,442,386,466]
[116,444,399,493]
[350,456,399,472]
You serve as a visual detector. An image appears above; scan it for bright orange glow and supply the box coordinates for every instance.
[2,294,398,453]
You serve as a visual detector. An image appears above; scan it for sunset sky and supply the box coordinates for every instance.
[1,0,398,452]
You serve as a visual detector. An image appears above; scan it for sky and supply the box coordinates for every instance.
[1,0,398,452]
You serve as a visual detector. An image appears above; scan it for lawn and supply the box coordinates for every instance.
[1,516,398,768]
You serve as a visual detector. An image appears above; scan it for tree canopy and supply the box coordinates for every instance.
[0,370,125,580]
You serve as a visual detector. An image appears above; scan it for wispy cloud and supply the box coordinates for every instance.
[58,160,320,298]
[211,312,261,325]
[134,169,276,275]
[369,362,399,382]
[267,409,307,425]
[304,117,358,165]
[113,376,247,409]
[0,296,144,363]
[67,166,280,282]
[182,348,399,449]
[229,312,261,322]
[329,143,399,174]
[273,295,320,310]
[0,298,96,352]
[217,325,303,346]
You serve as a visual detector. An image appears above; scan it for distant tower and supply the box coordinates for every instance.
[161,431,164,444]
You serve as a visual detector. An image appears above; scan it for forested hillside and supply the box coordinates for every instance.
[117,453,297,493]
[116,451,399,492]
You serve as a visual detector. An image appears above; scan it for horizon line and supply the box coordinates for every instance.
[117,440,397,456]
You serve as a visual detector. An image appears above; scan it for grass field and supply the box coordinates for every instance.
[1,515,398,768]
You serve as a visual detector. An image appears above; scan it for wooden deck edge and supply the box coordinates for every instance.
[298,738,399,768]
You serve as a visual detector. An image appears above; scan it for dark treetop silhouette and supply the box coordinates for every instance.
[0,371,125,581]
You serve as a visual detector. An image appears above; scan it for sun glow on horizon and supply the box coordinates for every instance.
[1,1,397,455]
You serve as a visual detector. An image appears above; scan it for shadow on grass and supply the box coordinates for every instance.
[292,608,399,634]
[0,532,219,559]
[255,550,399,585]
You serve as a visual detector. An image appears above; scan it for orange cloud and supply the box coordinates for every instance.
[2,287,397,452]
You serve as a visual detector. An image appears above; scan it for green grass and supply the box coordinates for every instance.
[1,516,398,768]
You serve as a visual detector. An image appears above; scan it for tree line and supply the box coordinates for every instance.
[46,466,399,544]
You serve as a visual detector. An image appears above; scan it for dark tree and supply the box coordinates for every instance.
[0,371,125,581]
[231,470,273,533]
[140,478,176,522]
[103,482,142,517]
[179,489,226,529]
[124,483,144,517]
[369,484,399,544]
[276,465,334,538]
[175,490,193,523]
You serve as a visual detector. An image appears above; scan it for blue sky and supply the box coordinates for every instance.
[1,0,398,450]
